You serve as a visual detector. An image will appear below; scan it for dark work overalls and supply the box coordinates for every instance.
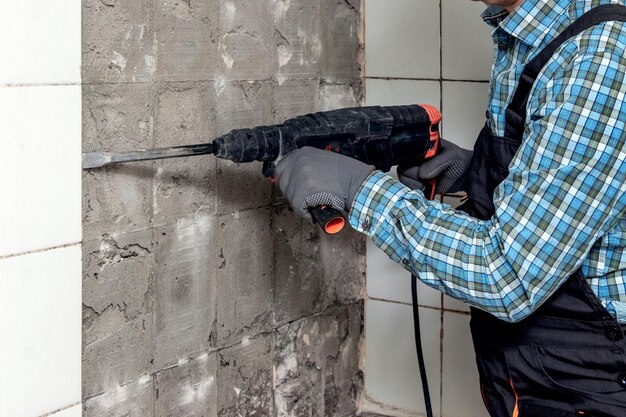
[458,5,626,417]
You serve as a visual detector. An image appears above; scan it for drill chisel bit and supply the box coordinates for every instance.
[82,143,215,169]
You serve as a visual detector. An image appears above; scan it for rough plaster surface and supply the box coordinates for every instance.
[82,0,365,415]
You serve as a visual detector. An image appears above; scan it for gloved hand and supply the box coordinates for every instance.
[275,147,375,219]
[398,138,473,194]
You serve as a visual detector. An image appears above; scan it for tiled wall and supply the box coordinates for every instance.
[0,1,82,416]
[363,1,493,416]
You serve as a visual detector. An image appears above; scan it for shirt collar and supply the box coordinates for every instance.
[483,0,571,47]
[481,5,509,27]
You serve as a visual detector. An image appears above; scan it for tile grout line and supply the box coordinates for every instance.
[367,296,469,315]
[440,295,445,417]
[439,0,445,141]
[0,82,81,88]
[439,1,445,414]
[0,242,82,261]
[365,76,489,84]
[38,401,81,417]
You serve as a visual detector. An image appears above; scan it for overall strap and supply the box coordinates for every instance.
[505,4,626,140]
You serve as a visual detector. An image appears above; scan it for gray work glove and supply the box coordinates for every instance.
[275,147,375,219]
[398,138,473,194]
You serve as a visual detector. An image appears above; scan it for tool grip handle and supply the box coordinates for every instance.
[310,206,346,235]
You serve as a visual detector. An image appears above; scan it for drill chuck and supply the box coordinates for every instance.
[213,126,283,163]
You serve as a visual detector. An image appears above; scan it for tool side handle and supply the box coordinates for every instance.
[310,206,346,235]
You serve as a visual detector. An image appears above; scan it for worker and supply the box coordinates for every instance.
[276,0,626,415]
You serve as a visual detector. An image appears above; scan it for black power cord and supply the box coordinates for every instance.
[411,274,433,417]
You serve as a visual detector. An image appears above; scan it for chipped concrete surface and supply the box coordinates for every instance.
[274,303,364,417]
[82,0,364,415]
[217,334,274,417]
[155,353,218,417]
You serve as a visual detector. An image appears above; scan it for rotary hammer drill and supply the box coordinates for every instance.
[83,104,441,234]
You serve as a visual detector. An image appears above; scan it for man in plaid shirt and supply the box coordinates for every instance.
[277,0,626,415]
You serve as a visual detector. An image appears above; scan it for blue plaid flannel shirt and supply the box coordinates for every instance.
[350,0,626,322]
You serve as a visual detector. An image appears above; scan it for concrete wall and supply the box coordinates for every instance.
[82,1,365,416]
[363,1,493,417]
[0,1,82,416]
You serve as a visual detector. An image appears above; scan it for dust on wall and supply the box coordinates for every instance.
[82,0,365,416]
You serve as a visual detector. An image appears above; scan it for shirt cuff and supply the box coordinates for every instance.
[349,171,410,236]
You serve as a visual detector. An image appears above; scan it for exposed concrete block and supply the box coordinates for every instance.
[274,0,322,83]
[81,1,366,414]
[83,0,155,83]
[154,215,217,369]
[83,83,155,240]
[216,208,273,347]
[271,204,323,324]
[274,302,364,417]
[155,0,218,82]
[217,0,275,80]
[153,82,218,226]
[272,79,319,123]
[83,301,155,400]
[82,229,154,398]
[215,82,273,214]
[320,230,366,308]
[83,230,153,322]
[217,334,274,417]
[155,353,218,417]
[217,158,271,216]
[317,81,362,112]
[320,0,362,82]
[84,375,155,417]
[215,81,272,133]
[83,83,155,153]
[83,167,154,241]
[154,82,217,147]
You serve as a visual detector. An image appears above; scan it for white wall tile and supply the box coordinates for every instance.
[442,0,494,81]
[441,312,489,417]
[364,78,442,308]
[0,1,81,85]
[364,2,500,417]
[0,85,82,257]
[0,246,82,417]
[365,0,440,79]
[48,404,82,417]
[443,294,471,312]
[365,79,440,107]
[364,300,441,416]
[367,240,441,308]
[442,81,490,149]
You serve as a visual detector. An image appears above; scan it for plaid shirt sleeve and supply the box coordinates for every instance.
[350,47,626,322]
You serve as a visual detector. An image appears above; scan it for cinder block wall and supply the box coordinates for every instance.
[81,1,365,416]
[363,1,494,417]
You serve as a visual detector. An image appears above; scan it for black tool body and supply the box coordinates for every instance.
[213,105,439,173]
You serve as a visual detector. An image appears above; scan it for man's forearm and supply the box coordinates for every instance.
[349,171,570,322]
